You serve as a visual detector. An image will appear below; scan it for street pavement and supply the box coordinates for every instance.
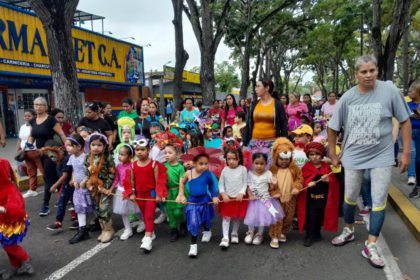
[1,138,419,280]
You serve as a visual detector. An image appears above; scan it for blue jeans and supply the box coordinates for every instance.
[400,129,419,177]
[56,184,74,222]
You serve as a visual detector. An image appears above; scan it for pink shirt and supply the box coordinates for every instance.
[113,162,131,189]
[321,102,336,120]
[221,107,243,126]
[286,102,308,131]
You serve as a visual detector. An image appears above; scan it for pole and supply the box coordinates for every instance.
[159,76,165,117]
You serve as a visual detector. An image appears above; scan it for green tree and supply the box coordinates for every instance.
[215,61,240,93]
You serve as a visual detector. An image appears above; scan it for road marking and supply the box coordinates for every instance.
[358,200,404,280]
[44,240,113,280]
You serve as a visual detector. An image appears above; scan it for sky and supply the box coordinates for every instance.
[77,0,233,72]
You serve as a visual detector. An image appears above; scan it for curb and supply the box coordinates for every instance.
[16,175,44,192]
[388,185,420,242]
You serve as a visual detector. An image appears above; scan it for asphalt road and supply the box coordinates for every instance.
[0,192,397,280]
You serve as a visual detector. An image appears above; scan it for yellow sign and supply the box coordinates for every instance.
[0,3,144,85]
[163,66,200,84]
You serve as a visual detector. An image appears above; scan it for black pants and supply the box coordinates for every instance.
[166,113,172,124]
[41,155,59,207]
[305,207,324,238]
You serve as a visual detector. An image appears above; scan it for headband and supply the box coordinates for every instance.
[67,136,81,146]
[88,132,108,145]
[132,138,148,148]
[123,144,134,155]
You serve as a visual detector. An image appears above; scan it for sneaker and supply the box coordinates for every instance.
[279,234,287,243]
[140,236,152,252]
[361,241,385,268]
[331,227,355,246]
[252,233,263,245]
[407,176,416,186]
[270,238,279,249]
[231,234,239,244]
[16,260,34,276]
[409,186,420,198]
[188,244,198,257]
[303,236,313,247]
[358,206,371,217]
[201,231,212,242]
[136,221,146,233]
[120,229,133,241]
[23,190,38,198]
[219,238,229,248]
[244,231,254,244]
[69,221,79,230]
[1,268,16,280]
[39,206,50,217]
[154,211,167,224]
[46,221,62,231]
[141,232,156,242]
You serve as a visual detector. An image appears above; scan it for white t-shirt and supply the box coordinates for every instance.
[247,170,272,199]
[218,166,248,197]
[293,149,308,169]
[18,124,31,150]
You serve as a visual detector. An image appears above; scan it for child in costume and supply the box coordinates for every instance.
[268,138,303,249]
[292,124,313,169]
[0,158,34,279]
[124,138,168,252]
[112,144,140,240]
[84,133,115,244]
[244,153,284,246]
[298,142,339,247]
[67,135,94,244]
[203,127,222,149]
[218,147,248,248]
[176,153,219,257]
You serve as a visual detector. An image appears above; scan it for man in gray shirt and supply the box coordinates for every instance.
[328,55,411,269]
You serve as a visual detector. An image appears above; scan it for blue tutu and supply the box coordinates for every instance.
[244,198,284,227]
[185,195,214,237]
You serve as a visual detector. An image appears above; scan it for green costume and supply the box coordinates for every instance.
[164,162,187,229]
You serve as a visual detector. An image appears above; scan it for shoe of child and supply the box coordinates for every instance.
[154,211,167,224]
[230,234,239,244]
[303,236,313,247]
[0,268,16,280]
[219,238,229,248]
[409,186,420,198]
[46,221,62,231]
[279,234,287,243]
[244,231,254,244]
[201,231,212,243]
[39,206,50,217]
[407,176,416,186]
[16,260,34,276]
[69,221,79,230]
[270,238,279,249]
[22,190,38,199]
[361,241,385,269]
[140,236,153,252]
[188,244,198,258]
[120,229,133,241]
[252,233,263,245]
[142,232,156,242]
[69,226,90,244]
[136,221,146,233]
[331,227,355,246]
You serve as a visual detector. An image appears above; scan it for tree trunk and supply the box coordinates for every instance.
[200,48,216,105]
[402,22,409,94]
[172,0,189,120]
[28,0,81,125]
[371,0,384,78]
[240,33,252,100]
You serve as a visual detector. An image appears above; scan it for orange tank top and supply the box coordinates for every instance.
[252,100,276,140]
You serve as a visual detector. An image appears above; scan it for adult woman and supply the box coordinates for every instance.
[243,79,288,166]
[103,102,118,146]
[321,92,337,121]
[221,94,243,133]
[179,98,199,125]
[134,98,152,140]
[407,81,420,198]
[78,102,113,145]
[286,92,308,132]
[17,109,42,198]
[303,93,315,117]
[239,98,249,119]
[148,101,166,130]
[118,98,138,119]
[280,94,289,111]
[27,97,66,216]
[51,108,73,138]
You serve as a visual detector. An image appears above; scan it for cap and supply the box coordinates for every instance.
[292,124,313,136]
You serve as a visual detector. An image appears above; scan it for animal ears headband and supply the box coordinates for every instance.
[279,151,292,159]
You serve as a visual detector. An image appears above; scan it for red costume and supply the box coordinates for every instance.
[0,158,30,268]
[124,160,168,233]
[297,161,339,233]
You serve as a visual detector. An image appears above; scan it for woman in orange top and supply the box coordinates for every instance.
[243,79,288,167]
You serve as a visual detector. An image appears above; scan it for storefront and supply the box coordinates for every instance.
[0,2,145,134]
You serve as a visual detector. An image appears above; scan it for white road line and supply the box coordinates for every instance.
[358,200,404,280]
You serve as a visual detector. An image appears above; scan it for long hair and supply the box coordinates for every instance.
[224,93,238,118]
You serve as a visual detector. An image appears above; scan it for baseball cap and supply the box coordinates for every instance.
[292,124,313,136]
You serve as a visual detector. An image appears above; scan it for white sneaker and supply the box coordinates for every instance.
[244,231,254,244]
[23,190,38,198]
[231,234,239,244]
[120,229,133,241]
[154,212,167,224]
[252,233,263,245]
[140,236,152,251]
[136,221,145,233]
[141,232,156,242]
[219,238,229,248]
[188,244,198,257]
[408,176,416,186]
[201,231,212,242]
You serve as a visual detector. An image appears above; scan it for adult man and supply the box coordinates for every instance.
[328,55,411,269]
